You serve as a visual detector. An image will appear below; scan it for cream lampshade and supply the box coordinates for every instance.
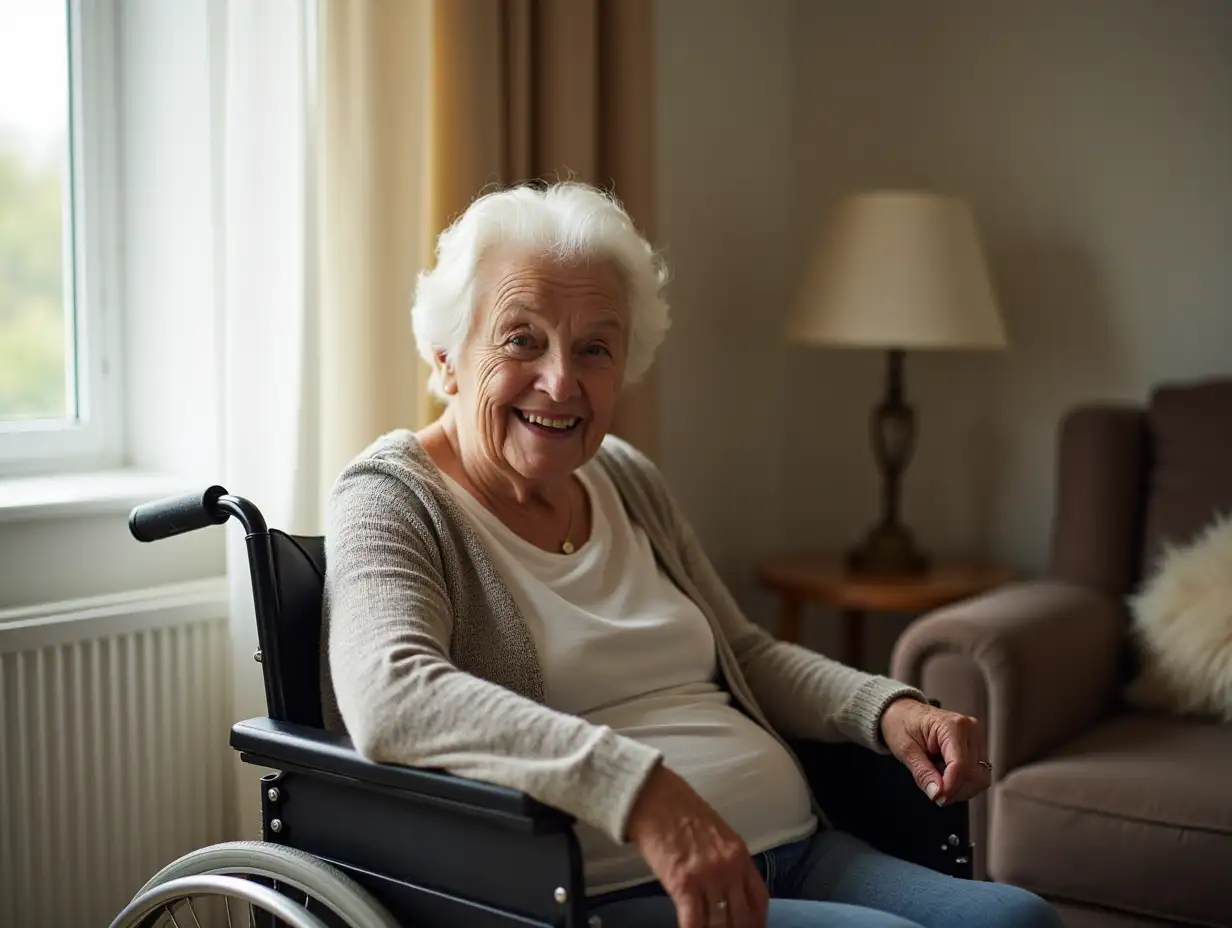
[786,191,1007,575]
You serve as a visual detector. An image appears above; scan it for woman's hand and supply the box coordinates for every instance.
[879,697,992,805]
[625,764,769,928]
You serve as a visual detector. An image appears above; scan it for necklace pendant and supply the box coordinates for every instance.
[561,539,575,555]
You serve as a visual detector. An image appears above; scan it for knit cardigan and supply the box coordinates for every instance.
[321,430,924,844]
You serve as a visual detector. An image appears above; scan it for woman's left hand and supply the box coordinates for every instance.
[879,697,992,806]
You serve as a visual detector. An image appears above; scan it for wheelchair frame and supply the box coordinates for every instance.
[128,486,973,927]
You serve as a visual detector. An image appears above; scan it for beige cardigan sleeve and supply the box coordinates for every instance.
[324,462,662,845]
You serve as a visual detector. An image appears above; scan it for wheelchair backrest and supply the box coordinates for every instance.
[268,530,327,728]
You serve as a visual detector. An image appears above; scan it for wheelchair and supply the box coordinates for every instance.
[111,485,973,927]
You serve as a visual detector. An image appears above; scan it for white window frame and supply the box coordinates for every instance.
[0,0,124,476]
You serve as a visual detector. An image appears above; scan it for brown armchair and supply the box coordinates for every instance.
[891,378,1232,928]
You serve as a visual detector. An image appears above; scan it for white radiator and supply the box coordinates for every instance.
[0,579,235,927]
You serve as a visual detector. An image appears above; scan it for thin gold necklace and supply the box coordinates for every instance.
[561,483,576,554]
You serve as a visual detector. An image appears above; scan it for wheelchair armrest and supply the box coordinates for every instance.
[788,738,972,878]
[230,716,575,835]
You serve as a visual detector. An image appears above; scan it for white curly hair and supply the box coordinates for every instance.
[411,182,671,402]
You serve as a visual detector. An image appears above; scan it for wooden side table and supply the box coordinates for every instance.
[755,555,1016,670]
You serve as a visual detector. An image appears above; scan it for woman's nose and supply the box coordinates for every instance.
[535,350,579,401]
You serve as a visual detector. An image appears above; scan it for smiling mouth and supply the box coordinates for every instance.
[515,409,582,434]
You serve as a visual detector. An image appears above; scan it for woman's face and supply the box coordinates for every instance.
[441,247,629,485]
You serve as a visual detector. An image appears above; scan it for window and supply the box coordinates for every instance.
[0,0,121,475]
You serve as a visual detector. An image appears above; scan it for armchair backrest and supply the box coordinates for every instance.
[1051,378,1232,598]
[1051,403,1148,597]
[1139,380,1232,574]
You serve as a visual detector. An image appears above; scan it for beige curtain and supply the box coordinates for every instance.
[318,0,661,472]
[317,1,434,489]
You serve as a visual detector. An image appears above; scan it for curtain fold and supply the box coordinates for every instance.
[317,0,434,485]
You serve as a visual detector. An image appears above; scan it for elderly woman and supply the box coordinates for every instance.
[322,183,1060,928]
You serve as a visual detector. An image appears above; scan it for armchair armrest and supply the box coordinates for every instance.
[230,716,575,835]
[890,580,1124,773]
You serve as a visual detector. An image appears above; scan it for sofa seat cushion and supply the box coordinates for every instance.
[990,712,1232,927]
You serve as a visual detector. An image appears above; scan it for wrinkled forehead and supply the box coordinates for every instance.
[473,245,628,331]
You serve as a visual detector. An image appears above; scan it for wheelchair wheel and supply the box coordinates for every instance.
[116,840,401,928]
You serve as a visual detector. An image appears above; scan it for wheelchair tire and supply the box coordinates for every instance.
[132,840,401,928]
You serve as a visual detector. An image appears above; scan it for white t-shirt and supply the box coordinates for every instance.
[440,461,816,895]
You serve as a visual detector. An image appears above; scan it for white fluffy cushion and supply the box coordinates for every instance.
[1125,510,1232,721]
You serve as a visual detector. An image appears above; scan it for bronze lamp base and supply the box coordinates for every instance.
[847,349,929,577]
[847,521,929,575]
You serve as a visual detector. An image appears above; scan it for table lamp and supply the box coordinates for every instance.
[785,190,1007,576]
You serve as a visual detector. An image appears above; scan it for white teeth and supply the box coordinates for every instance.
[522,412,578,430]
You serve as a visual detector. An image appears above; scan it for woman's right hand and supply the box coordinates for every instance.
[625,764,769,928]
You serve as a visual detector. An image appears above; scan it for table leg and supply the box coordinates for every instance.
[843,609,865,669]
[778,596,803,644]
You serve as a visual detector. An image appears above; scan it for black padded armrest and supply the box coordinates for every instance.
[230,716,574,834]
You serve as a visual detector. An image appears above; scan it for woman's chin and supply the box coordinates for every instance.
[507,433,590,481]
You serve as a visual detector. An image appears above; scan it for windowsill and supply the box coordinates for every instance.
[0,470,196,524]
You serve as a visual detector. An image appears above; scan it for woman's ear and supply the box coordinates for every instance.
[435,350,458,396]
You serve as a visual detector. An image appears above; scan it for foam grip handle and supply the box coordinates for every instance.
[128,486,229,542]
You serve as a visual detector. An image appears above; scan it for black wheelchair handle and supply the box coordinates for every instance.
[129,485,230,542]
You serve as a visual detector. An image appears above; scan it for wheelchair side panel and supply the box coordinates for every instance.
[258,768,587,928]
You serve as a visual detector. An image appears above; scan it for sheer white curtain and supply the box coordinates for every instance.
[213,0,321,837]
[211,0,434,837]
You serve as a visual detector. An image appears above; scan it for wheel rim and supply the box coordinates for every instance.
[112,875,333,928]
[139,863,377,928]
[125,842,400,928]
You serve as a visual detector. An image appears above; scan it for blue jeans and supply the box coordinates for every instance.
[587,830,1063,928]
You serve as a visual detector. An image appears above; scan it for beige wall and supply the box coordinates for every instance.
[656,0,795,627]
[658,0,1232,670]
